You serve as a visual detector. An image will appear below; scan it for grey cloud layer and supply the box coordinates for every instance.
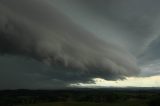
[51,0,160,76]
[0,0,159,89]
[51,0,160,56]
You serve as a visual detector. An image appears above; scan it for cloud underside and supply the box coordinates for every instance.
[0,0,160,89]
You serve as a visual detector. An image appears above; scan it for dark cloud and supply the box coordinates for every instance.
[0,0,160,89]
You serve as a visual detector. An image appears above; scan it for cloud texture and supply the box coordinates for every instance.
[0,0,160,89]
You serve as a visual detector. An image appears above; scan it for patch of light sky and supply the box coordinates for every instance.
[71,63,160,87]
[71,76,160,88]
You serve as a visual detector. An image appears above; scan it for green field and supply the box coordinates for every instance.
[17,99,149,106]
[19,100,148,106]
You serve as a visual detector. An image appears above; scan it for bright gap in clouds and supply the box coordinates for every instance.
[71,76,160,88]
[71,63,160,88]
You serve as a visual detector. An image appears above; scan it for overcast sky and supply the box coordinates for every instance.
[0,0,160,89]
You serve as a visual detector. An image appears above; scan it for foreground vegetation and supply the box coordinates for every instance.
[18,101,147,106]
[0,88,160,106]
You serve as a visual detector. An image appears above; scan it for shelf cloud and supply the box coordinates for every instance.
[0,0,160,89]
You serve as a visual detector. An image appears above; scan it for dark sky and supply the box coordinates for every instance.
[0,0,160,89]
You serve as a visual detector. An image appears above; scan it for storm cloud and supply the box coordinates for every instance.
[0,0,160,89]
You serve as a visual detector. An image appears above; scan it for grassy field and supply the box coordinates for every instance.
[18,100,148,106]
[16,99,148,106]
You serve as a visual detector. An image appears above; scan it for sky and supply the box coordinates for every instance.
[0,0,160,89]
